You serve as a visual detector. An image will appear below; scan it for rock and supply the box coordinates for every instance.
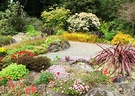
[86,87,121,96]
[49,45,58,50]
[113,80,135,96]
[36,84,46,94]
[46,89,68,96]
[71,62,94,73]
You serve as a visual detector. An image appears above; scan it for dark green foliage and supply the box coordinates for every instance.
[40,27,55,36]
[61,0,95,14]
[35,71,54,85]
[0,1,25,35]
[17,56,51,72]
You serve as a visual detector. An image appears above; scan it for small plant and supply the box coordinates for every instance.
[0,76,9,86]
[0,63,29,80]
[111,32,134,45]
[0,47,6,56]
[1,79,41,96]
[35,71,54,85]
[52,78,89,96]
[92,43,135,78]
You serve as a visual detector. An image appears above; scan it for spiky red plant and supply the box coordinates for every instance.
[93,43,135,78]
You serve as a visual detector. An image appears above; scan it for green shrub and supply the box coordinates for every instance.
[41,7,70,29]
[0,35,13,46]
[40,27,55,36]
[23,25,35,32]
[67,12,100,32]
[35,71,54,85]
[17,56,51,72]
[0,63,29,80]
[100,21,118,41]
[24,17,43,31]
[0,1,25,35]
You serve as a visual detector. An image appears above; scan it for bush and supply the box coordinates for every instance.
[92,43,135,78]
[0,1,25,35]
[111,32,134,45]
[35,71,54,85]
[17,56,51,72]
[41,7,70,29]
[24,17,43,31]
[40,27,55,36]
[100,20,118,41]
[0,35,13,46]
[62,32,98,43]
[0,63,29,80]
[23,25,35,32]
[67,12,100,32]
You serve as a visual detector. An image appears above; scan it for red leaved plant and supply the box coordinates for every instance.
[11,50,35,61]
[92,43,135,78]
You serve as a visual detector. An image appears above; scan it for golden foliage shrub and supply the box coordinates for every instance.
[111,32,134,45]
[62,33,98,43]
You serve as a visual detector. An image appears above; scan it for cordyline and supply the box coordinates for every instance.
[92,43,135,78]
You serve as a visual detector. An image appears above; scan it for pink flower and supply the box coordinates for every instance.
[85,86,89,91]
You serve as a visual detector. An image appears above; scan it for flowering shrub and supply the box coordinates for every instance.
[111,32,134,45]
[67,12,100,32]
[11,50,35,61]
[48,65,72,80]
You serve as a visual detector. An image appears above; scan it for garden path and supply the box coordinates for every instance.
[12,34,112,61]
[40,41,112,61]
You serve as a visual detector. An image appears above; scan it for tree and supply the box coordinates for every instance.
[118,1,135,35]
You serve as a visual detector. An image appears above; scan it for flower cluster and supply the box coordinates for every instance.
[48,65,72,80]
[69,79,89,95]
[0,47,6,56]
[1,78,41,96]
[51,78,89,96]
[67,12,100,32]
[11,50,35,61]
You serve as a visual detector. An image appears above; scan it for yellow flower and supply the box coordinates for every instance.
[0,47,6,53]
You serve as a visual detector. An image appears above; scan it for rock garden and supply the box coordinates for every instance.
[0,1,135,96]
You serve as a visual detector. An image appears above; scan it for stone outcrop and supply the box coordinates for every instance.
[47,41,70,52]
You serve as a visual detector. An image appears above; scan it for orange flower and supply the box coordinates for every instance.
[19,82,23,87]
[110,77,114,82]
[103,69,108,74]
[25,87,30,94]
[31,84,36,93]
[49,80,53,83]
[17,91,21,96]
